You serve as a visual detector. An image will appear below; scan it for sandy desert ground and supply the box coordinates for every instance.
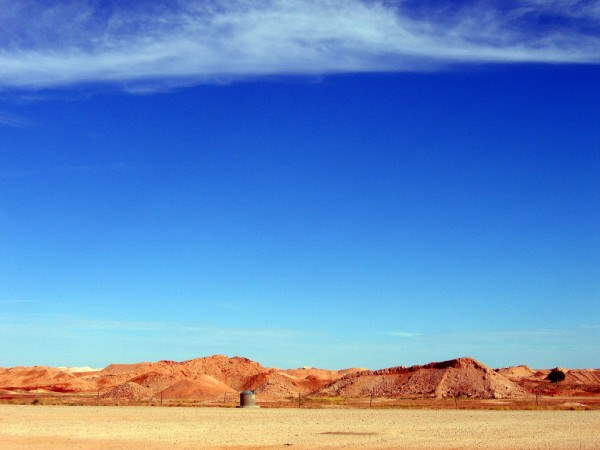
[1,405,599,449]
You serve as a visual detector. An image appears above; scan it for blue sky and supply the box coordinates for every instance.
[1,0,599,370]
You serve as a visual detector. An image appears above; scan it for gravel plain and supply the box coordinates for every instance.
[1,405,599,449]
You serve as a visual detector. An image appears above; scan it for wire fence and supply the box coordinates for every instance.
[3,389,600,410]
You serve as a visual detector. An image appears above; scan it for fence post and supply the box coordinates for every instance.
[298,392,301,408]
[160,392,163,406]
[454,395,458,408]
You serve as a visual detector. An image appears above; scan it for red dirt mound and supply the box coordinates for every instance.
[563,369,600,385]
[100,381,153,401]
[0,366,95,393]
[318,357,527,399]
[5,355,599,401]
[510,367,600,397]
[243,371,306,397]
[243,370,339,398]
[94,362,175,390]
[100,360,179,377]
[496,365,536,380]
[101,362,157,375]
[129,372,181,393]
[96,355,266,392]
[284,367,367,380]
[179,355,267,391]
[159,376,235,400]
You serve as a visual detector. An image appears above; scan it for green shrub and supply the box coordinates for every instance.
[546,368,566,384]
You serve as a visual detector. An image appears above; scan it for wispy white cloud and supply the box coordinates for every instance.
[0,0,598,91]
[387,327,574,340]
[388,331,421,338]
[519,0,600,18]
[182,326,312,339]
[0,313,312,340]
[462,329,573,338]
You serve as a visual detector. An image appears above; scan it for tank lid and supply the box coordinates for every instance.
[241,390,255,394]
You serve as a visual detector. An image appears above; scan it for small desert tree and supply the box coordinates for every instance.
[546,368,566,384]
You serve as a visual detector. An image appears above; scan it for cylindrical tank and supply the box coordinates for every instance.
[239,390,260,408]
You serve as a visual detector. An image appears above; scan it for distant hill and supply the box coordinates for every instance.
[496,364,600,397]
[317,357,526,399]
[1,355,599,400]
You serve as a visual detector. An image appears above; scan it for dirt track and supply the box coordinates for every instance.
[1,405,599,449]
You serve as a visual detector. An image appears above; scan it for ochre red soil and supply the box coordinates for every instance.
[496,364,600,397]
[1,355,599,402]
[319,358,527,399]
[159,376,236,400]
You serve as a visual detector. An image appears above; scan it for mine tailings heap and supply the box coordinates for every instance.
[316,357,527,399]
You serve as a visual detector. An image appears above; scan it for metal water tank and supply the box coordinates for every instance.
[239,390,260,408]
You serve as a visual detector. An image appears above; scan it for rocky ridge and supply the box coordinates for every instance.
[2,355,599,401]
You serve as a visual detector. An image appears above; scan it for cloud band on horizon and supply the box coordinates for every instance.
[0,0,599,91]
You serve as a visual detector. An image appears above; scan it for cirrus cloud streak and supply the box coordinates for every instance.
[0,0,599,91]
